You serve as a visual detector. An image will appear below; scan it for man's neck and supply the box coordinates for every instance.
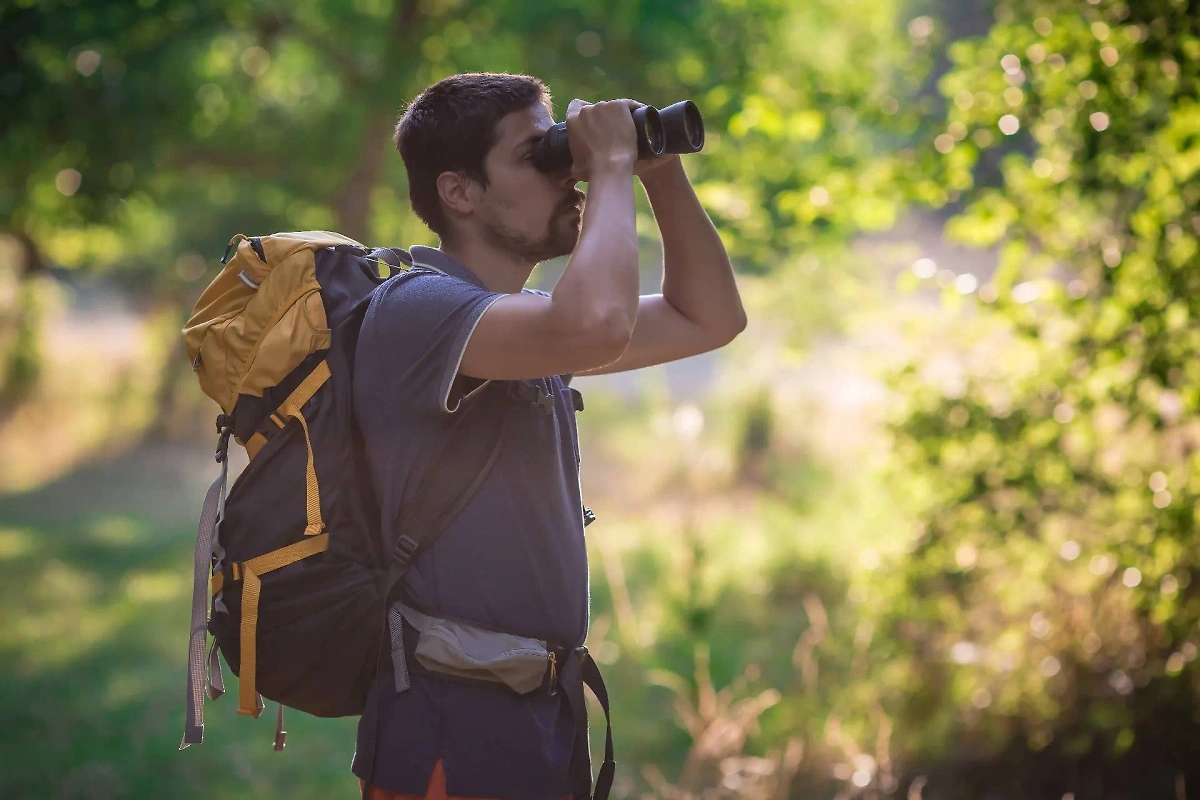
[439,236,536,294]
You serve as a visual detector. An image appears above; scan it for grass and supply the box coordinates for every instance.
[0,320,898,798]
[0,444,362,799]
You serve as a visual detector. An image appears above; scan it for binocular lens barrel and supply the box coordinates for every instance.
[634,106,665,160]
[658,100,705,154]
[531,100,704,173]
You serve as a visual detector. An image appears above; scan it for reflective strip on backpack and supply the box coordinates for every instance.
[180,456,228,749]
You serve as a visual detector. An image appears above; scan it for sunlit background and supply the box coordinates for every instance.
[2,0,1199,797]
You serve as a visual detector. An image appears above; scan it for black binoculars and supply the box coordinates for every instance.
[531,100,705,174]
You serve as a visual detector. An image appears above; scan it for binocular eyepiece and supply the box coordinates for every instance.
[531,100,705,174]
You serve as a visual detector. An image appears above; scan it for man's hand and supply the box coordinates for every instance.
[565,98,681,181]
[566,98,638,183]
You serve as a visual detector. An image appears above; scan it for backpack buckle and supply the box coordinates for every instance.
[221,562,242,587]
[546,650,558,696]
[506,381,555,416]
[214,415,233,463]
[393,535,419,569]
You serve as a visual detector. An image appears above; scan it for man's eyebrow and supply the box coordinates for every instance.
[513,132,544,152]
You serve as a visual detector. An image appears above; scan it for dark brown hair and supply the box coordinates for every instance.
[395,73,552,238]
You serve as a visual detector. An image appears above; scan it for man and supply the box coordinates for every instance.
[353,72,746,800]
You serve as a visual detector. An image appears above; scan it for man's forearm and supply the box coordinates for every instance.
[641,159,746,336]
[553,163,640,336]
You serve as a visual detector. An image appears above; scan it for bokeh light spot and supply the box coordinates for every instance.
[575,31,602,57]
[912,258,937,278]
[56,168,82,196]
[75,50,102,76]
[240,46,271,77]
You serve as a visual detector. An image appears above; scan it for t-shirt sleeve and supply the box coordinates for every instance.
[359,270,505,416]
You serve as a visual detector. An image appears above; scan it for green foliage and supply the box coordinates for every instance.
[9,0,1200,795]
[1,0,923,314]
[875,0,1200,781]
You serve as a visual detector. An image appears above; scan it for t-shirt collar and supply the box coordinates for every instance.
[408,245,488,291]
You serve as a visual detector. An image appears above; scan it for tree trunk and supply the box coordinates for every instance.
[2,230,46,407]
[334,112,393,242]
[333,0,423,242]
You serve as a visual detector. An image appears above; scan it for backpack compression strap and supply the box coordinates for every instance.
[180,359,333,747]
[180,424,231,749]
[254,359,331,535]
[212,532,330,717]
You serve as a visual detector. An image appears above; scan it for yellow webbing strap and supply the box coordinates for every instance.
[227,532,330,716]
[278,360,330,536]
[245,433,268,460]
[278,359,331,419]
[244,359,331,462]
[210,531,330,596]
[293,411,323,536]
[238,568,263,717]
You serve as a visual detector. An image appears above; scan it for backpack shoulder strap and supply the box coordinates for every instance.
[388,392,508,580]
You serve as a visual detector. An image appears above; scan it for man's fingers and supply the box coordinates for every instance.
[567,98,588,116]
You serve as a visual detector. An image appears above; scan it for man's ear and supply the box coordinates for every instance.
[436,170,478,219]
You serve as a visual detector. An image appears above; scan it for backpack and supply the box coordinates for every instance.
[177,232,507,750]
[177,232,614,800]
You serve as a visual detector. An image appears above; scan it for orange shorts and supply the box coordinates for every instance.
[358,759,571,800]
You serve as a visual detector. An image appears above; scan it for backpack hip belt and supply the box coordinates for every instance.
[377,601,614,800]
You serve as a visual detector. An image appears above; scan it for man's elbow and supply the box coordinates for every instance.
[720,310,748,346]
[577,309,634,363]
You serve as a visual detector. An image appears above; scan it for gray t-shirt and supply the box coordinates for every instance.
[351,244,589,798]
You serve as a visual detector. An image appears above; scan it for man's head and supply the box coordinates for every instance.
[395,73,584,264]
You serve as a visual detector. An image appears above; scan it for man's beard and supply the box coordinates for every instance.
[481,199,582,264]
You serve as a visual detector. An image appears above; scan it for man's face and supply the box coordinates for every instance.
[472,102,584,264]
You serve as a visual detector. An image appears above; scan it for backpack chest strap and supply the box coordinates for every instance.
[504,380,584,414]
